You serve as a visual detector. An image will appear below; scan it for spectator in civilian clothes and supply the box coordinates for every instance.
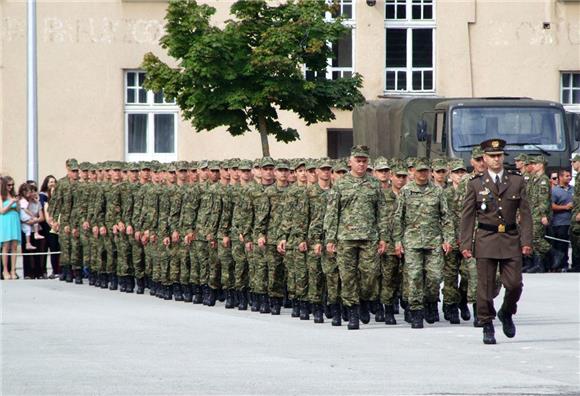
[39,175,60,278]
[550,169,574,272]
[1,176,21,280]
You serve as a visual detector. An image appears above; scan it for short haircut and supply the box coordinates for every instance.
[558,168,571,177]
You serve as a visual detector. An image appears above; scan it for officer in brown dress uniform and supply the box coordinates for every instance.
[460,139,533,344]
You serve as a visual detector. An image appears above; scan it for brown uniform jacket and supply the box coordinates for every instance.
[460,169,532,259]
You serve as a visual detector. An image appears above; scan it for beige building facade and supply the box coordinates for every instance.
[1,0,579,182]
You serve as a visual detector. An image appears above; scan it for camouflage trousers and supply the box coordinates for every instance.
[152,241,166,284]
[336,240,379,307]
[162,243,182,286]
[285,248,308,300]
[208,242,221,290]
[459,256,478,304]
[188,242,202,286]
[404,247,443,311]
[265,245,285,298]
[80,229,92,268]
[532,222,551,256]
[306,249,324,304]
[103,233,117,275]
[58,228,73,267]
[177,244,190,285]
[253,246,268,294]
[321,252,340,305]
[442,250,462,305]
[379,254,401,305]
[219,241,235,290]
[144,241,157,279]
[232,239,249,291]
[115,233,131,277]
[131,237,144,279]
[193,240,210,287]
[89,234,101,275]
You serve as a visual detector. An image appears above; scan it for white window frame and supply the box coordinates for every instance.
[561,71,580,109]
[124,70,179,162]
[326,0,355,80]
[384,0,436,94]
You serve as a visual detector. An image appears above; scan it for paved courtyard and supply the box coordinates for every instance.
[1,274,579,395]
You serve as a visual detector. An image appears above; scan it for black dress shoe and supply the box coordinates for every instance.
[497,309,516,338]
[483,323,496,344]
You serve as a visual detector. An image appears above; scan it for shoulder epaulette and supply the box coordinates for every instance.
[507,169,521,176]
[469,172,483,180]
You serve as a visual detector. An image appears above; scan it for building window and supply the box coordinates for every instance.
[385,0,435,93]
[124,70,178,162]
[561,72,580,105]
[327,128,353,159]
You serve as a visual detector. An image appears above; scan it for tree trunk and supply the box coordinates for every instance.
[258,115,270,157]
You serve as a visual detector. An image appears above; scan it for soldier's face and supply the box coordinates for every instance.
[188,170,198,183]
[240,169,252,182]
[288,170,296,182]
[275,169,289,183]
[533,163,544,174]
[484,153,504,172]
[261,166,274,184]
[252,167,261,179]
[317,167,332,182]
[391,173,407,189]
[374,169,390,182]
[295,166,307,183]
[68,169,79,180]
[128,170,139,182]
[140,169,151,181]
[220,168,230,180]
[525,163,534,173]
[229,168,239,181]
[80,170,88,181]
[432,169,448,183]
[407,167,415,181]
[199,169,209,181]
[111,169,121,182]
[515,160,524,170]
[89,171,97,182]
[572,161,580,172]
[414,169,429,184]
[177,169,188,182]
[209,170,220,182]
[333,170,346,180]
[350,156,368,177]
[306,169,317,183]
[470,158,486,173]
[450,170,466,184]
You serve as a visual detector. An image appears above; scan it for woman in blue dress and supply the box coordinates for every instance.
[1,176,21,280]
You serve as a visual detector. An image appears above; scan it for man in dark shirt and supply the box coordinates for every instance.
[551,169,574,271]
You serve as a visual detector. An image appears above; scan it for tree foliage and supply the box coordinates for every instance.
[142,0,365,156]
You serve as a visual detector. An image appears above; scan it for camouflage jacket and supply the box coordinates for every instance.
[50,177,76,226]
[217,183,235,240]
[306,183,331,246]
[70,180,92,227]
[157,183,180,238]
[382,187,398,255]
[196,181,221,240]
[392,181,454,249]
[277,183,309,247]
[90,181,110,229]
[104,182,123,230]
[528,173,551,221]
[139,183,161,233]
[324,173,389,243]
[254,183,288,245]
[232,181,257,242]
[179,183,201,237]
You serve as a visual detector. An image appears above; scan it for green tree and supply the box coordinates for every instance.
[142,0,365,157]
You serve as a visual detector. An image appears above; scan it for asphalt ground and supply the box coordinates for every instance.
[1,274,579,395]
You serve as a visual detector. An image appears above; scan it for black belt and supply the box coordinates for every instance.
[478,223,517,233]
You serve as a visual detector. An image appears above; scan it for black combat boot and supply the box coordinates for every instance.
[443,303,450,321]
[202,285,210,305]
[384,304,397,325]
[94,273,101,288]
[459,291,471,321]
[207,288,217,306]
[498,308,516,338]
[74,269,83,285]
[149,281,157,296]
[217,288,226,302]
[119,276,127,292]
[59,269,66,281]
[182,284,192,302]
[448,304,460,324]
[393,296,400,314]
[283,289,292,308]
[109,275,118,291]
[482,322,496,344]
[313,304,324,323]
[291,299,300,318]
[299,301,310,320]
[359,300,371,324]
[347,305,360,330]
[424,302,436,324]
[331,304,342,326]
[374,301,385,322]
[136,278,145,294]
[145,277,151,290]
[473,303,483,327]
[411,309,424,329]
[88,272,95,286]
[100,273,109,289]
[341,304,349,322]
[192,285,203,304]
[433,302,440,322]
[225,290,235,309]
[324,304,333,319]
[404,306,412,323]
[173,284,184,301]
[238,290,248,311]
[527,254,545,273]
[65,266,73,283]
[250,293,260,312]
[271,297,282,315]
[260,294,271,314]
[126,277,135,293]
[164,285,172,300]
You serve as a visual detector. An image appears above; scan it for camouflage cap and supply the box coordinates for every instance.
[351,145,370,158]
[414,158,430,171]
[431,158,448,171]
[527,154,545,164]
[260,156,275,168]
[220,160,230,169]
[392,165,409,176]
[514,153,528,162]
[66,158,79,170]
[188,161,198,170]
[275,159,290,170]
[229,159,240,169]
[176,161,189,171]
[471,147,484,159]
[79,162,91,171]
[405,157,416,168]
[570,153,580,162]
[140,161,152,171]
[333,160,349,172]
[208,161,221,171]
[318,158,333,169]
[166,162,177,172]
[198,160,209,170]
[450,159,467,172]
[110,161,123,171]
[305,159,317,170]
[293,158,306,170]
[374,157,390,171]
[238,159,253,171]
[127,162,140,172]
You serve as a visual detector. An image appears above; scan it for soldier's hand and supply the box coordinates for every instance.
[210,240,217,249]
[258,237,266,249]
[126,225,134,235]
[64,226,71,234]
[239,234,244,243]
[298,241,307,253]
[395,243,404,258]
[222,237,230,248]
[141,235,148,245]
[461,249,472,259]
[326,243,336,255]
[82,221,90,231]
[134,231,141,241]
[245,241,253,252]
[541,217,549,226]
[314,243,322,256]
[118,222,126,233]
[442,242,452,255]
[172,231,180,244]
[522,246,533,256]
[92,227,99,238]
[377,240,387,255]
[206,234,213,242]
[163,237,171,247]
[112,225,118,235]
[277,240,286,255]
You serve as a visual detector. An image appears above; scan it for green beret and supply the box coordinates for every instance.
[351,145,370,158]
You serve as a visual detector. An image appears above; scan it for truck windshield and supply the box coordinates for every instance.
[451,107,566,151]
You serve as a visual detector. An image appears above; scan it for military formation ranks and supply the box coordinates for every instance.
[46,145,574,332]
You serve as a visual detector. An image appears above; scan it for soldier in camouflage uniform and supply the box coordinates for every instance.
[525,155,551,273]
[129,162,150,294]
[71,161,92,284]
[116,162,139,293]
[431,158,449,189]
[181,162,202,303]
[104,162,123,291]
[49,158,79,283]
[393,158,454,329]
[82,164,99,284]
[571,154,580,272]
[324,146,389,330]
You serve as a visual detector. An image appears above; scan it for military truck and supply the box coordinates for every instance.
[353,97,580,170]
